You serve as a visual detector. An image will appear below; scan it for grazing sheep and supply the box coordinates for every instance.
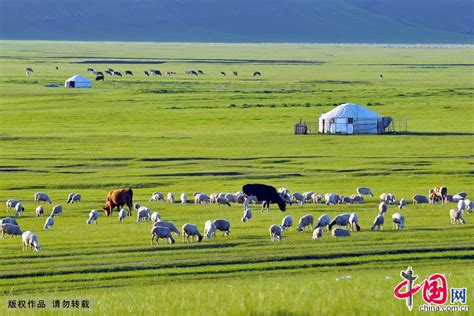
[342,196,353,204]
[314,214,330,232]
[150,212,161,223]
[1,223,23,239]
[302,192,314,203]
[182,223,203,243]
[213,219,231,236]
[457,192,467,199]
[44,215,54,230]
[210,193,219,203]
[242,207,252,223]
[14,203,25,217]
[412,194,429,204]
[312,227,323,239]
[136,207,151,222]
[380,193,396,205]
[451,194,464,203]
[379,201,388,214]
[118,209,127,222]
[167,192,175,203]
[357,187,374,197]
[350,194,365,204]
[34,192,52,204]
[292,192,305,204]
[457,199,466,212]
[36,206,44,217]
[399,198,407,209]
[216,197,231,207]
[296,214,314,232]
[194,193,210,204]
[281,215,293,231]
[463,199,472,214]
[153,220,181,236]
[22,231,40,251]
[204,220,217,239]
[392,213,405,230]
[86,210,99,224]
[66,193,81,203]
[331,228,351,237]
[278,188,292,204]
[180,193,187,204]
[225,193,237,203]
[0,217,18,225]
[149,192,165,202]
[51,205,62,217]
[371,213,385,230]
[348,213,361,231]
[328,213,351,231]
[325,193,340,205]
[6,199,19,213]
[151,226,175,245]
[450,209,466,225]
[269,224,283,242]
[311,193,323,204]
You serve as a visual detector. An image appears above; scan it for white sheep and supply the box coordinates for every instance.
[154,220,181,236]
[379,201,388,214]
[331,228,351,237]
[204,220,217,239]
[194,193,210,204]
[371,213,385,230]
[213,219,231,236]
[311,193,323,204]
[463,199,472,214]
[210,193,219,203]
[392,213,405,230]
[86,209,99,224]
[51,205,62,217]
[450,209,466,224]
[399,198,407,209]
[312,227,323,239]
[325,193,339,205]
[269,224,283,242]
[66,193,81,203]
[303,192,314,203]
[5,199,19,213]
[292,192,305,204]
[151,226,175,245]
[36,206,44,217]
[34,192,52,204]
[180,192,187,204]
[1,223,23,239]
[118,209,127,222]
[380,193,396,205]
[457,192,467,199]
[242,207,252,223]
[412,194,429,204]
[149,192,165,202]
[281,215,293,231]
[14,203,25,217]
[22,231,41,251]
[44,215,55,230]
[136,207,151,222]
[451,194,464,203]
[348,213,361,231]
[150,212,161,223]
[167,192,175,203]
[278,188,292,204]
[0,217,18,225]
[225,193,237,203]
[350,194,365,204]
[357,187,373,197]
[182,223,203,243]
[457,200,466,212]
[216,197,231,207]
[328,213,351,231]
[314,214,330,232]
[296,214,314,232]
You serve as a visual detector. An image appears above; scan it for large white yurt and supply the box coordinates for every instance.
[319,103,389,134]
[64,75,91,88]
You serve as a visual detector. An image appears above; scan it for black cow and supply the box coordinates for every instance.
[87,67,94,73]
[253,71,262,77]
[220,71,226,76]
[55,66,59,71]
[125,70,133,76]
[232,71,238,76]
[95,75,104,81]
[113,71,122,77]
[197,70,204,75]
[96,71,103,76]
[105,70,113,75]
[242,184,286,212]
[150,69,162,76]
[144,71,150,76]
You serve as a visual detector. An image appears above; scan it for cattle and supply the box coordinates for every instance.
[242,184,286,212]
[55,66,59,71]
[105,70,113,75]
[26,67,34,73]
[166,71,176,76]
[380,74,384,80]
[253,71,262,77]
[429,187,448,205]
[103,188,133,217]
[95,75,104,81]
[144,71,149,76]
[87,67,94,73]
[108,68,114,72]
[125,70,133,76]
[220,72,226,76]
[151,70,162,76]
[96,71,103,76]
[197,70,204,75]
[113,71,122,77]
[232,71,238,76]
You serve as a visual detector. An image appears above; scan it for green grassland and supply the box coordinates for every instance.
[0,41,473,315]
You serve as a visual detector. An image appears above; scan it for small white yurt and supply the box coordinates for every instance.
[319,103,387,134]
[64,75,91,88]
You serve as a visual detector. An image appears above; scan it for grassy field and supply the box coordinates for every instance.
[0,41,473,315]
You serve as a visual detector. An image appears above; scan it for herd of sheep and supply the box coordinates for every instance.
[1,186,472,251]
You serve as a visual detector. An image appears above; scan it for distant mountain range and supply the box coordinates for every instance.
[0,0,472,43]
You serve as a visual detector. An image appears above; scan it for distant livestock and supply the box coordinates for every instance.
[371,213,385,230]
[87,210,99,224]
[392,213,405,230]
[253,71,262,77]
[220,72,226,76]
[332,228,351,237]
[153,221,181,236]
[151,226,175,245]
[51,205,62,217]
[429,186,448,205]
[125,70,133,76]
[182,224,203,243]
[34,192,52,204]
[167,192,175,204]
[180,193,187,204]
[242,184,286,212]
[314,214,330,232]
[95,75,105,81]
[103,188,133,216]
[213,219,231,236]
[296,214,314,232]
[412,195,429,204]
[118,209,127,222]
[399,198,407,209]
[144,71,150,76]
[269,224,283,241]
[22,231,40,251]
[150,69,162,76]
[450,209,465,225]
[113,71,122,77]
[357,187,373,197]
[66,193,81,203]
[232,71,238,76]
[281,215,293,231]
[6,199,20,213]
[149,192,165,202]
[36,206,44,217]
[1,223,23,239]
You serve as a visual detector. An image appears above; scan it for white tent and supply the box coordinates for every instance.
[319,103,385,134]
[65,75,91,88]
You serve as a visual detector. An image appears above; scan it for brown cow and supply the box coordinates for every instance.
[103,188,133,216]
[429,186,448,205]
